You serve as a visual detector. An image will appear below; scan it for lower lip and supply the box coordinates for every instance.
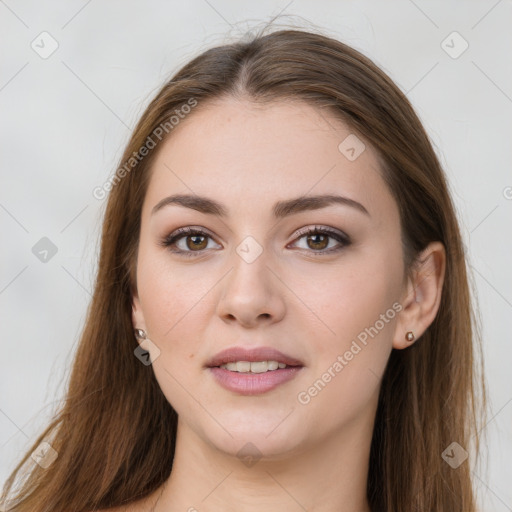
[208,366,303,395]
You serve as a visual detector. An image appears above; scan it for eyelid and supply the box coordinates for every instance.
[291,225,350,243]
[286,225,350,255]
[160,224,350,257]
[160,226,220,250]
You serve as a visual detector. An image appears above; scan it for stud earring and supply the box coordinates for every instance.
[405,331,415,342]
[134,328,146,340]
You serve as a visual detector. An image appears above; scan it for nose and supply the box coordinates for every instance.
[216,247,286,329]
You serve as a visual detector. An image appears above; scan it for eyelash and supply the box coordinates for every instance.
[159,225,351,258]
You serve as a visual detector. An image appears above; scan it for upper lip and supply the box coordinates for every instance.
[206,346,304,368]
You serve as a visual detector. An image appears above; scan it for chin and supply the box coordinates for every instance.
[210,431,303,462]
[195,410,309,460]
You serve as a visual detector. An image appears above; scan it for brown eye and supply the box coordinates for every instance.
[160,225,350,258]
[290,226,350,256]
[305,232,329,251]
[185,234,208,251]
[160,227,220,257]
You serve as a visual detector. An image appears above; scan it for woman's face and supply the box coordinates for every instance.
[132,97,407,458]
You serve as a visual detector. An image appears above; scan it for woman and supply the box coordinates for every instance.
[1,27,487,512]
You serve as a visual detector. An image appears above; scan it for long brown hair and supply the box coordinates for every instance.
[2,25,488,512]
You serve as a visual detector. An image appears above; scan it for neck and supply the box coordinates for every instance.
[155,412,375,512]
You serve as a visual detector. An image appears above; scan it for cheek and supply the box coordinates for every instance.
[137,248,212,344]
[294,247,401,415]
[298,252,402,356]
[136,253,214,413]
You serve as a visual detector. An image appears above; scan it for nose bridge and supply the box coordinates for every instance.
[228,233,272,298]
[216,233,285,326]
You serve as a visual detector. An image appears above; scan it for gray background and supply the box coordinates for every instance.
[1,1,511,510]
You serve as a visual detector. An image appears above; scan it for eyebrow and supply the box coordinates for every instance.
[151,193,370,218]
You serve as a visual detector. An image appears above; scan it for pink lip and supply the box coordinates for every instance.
[205,346,305,395]
[208,366,304,395]
[205,346,304,368]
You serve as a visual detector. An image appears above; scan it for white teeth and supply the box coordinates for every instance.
[236,361,251,372]
[218,360,289,373]
[250,361,268,373]
[267,361,279,370]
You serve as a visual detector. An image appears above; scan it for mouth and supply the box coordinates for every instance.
[215,360,297,373]
[205,346,304,395]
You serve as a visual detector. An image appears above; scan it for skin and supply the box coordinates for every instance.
[127,97,446,512]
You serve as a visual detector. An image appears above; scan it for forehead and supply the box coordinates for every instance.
[143,97,395,223]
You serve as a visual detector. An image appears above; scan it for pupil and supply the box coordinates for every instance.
[309,234,327,249]
[189,235,206,249]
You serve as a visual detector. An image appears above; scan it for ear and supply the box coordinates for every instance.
[393,241,446,349]
[131,288,147,340]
